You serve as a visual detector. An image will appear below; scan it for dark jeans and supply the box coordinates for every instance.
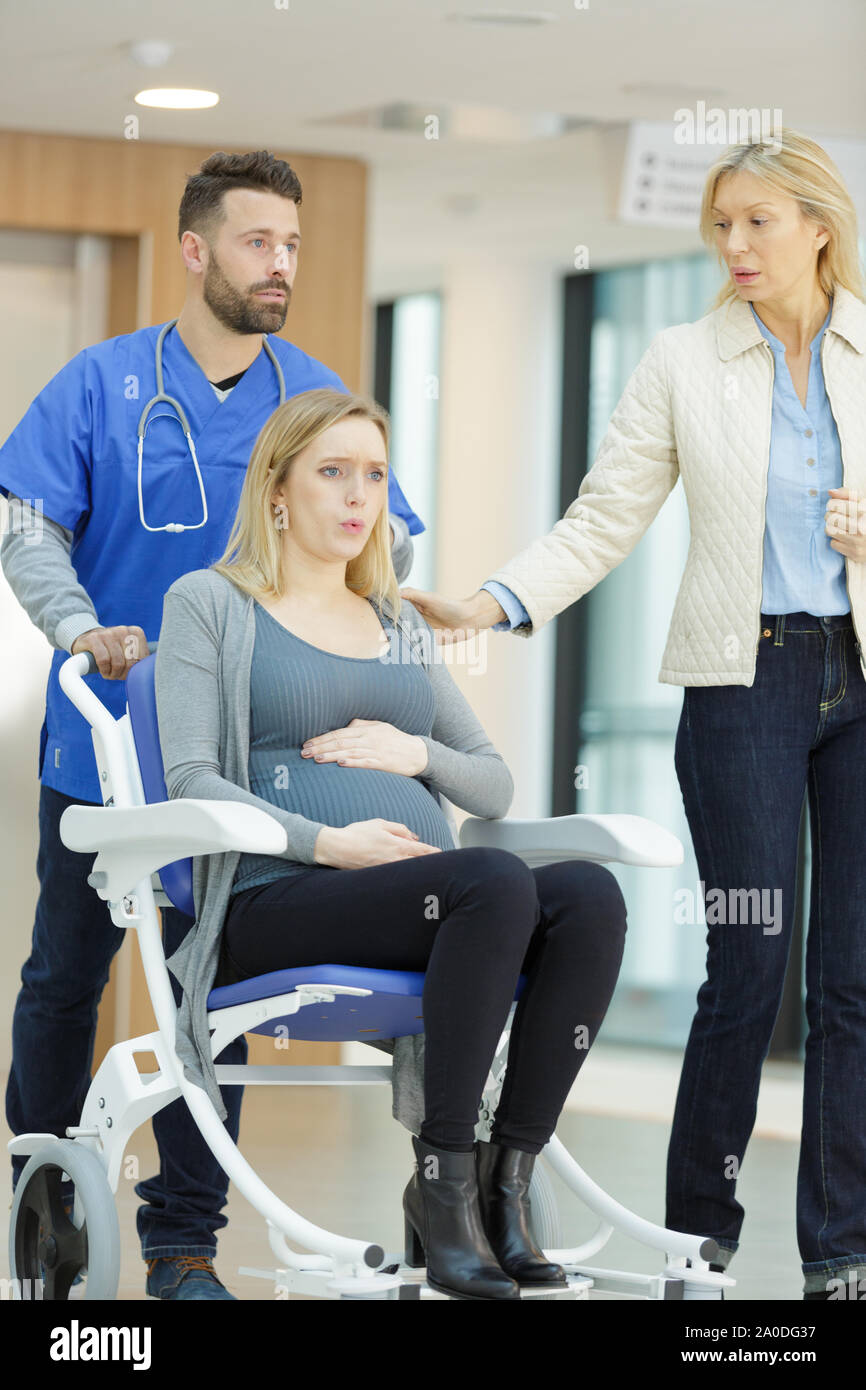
[666,612,866,1291]
[6,784,246,1258]
[222,846,629,1153]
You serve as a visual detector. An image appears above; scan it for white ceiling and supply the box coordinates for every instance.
[1,0,864,297]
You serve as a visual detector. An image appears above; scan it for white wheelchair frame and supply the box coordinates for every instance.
[7,649,732,1301]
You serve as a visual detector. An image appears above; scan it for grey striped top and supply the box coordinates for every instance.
[230,597,459,896]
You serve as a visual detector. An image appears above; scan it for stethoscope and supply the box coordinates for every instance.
[136,317,287,533]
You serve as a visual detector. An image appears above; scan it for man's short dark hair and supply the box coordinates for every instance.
[178,150,303,244]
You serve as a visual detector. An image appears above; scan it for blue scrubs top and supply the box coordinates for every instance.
[0,322,425,802]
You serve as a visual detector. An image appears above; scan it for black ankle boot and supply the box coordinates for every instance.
[403,1134,521,1300]
[476,1138,568,1287]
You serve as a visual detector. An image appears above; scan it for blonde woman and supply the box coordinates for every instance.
[154,388,628,1301]
[402,129,866,1301]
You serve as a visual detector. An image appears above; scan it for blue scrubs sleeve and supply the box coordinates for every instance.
[482,580,531,631]
[386,469,425,536]
[0,351,92,532]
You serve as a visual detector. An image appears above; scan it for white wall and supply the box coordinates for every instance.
[0,232,108,1074]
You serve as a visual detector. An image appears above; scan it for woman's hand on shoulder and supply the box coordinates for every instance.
[314,820,443,869]
[399,588,505,644]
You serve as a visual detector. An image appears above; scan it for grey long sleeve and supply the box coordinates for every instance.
[416,657,513,818]
[0,496,99,651]
[1,494,414,651]
[388,512,414,584]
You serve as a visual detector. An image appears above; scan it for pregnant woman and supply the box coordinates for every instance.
[154,386,628,1301]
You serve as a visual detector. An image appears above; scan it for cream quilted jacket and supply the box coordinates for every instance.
[486,284,866,686]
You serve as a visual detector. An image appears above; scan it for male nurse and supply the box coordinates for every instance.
[0,149,422,1300]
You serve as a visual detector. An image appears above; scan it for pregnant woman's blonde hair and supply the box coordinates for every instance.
[210,387,402,618]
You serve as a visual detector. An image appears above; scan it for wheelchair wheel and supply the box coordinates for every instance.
[9,1140,120,1300]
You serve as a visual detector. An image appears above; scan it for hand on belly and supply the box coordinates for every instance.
[300,718,428,777]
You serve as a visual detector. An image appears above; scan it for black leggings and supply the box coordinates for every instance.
[221,846,628,1154]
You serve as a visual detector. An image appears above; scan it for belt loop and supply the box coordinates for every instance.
[774,615,786,646]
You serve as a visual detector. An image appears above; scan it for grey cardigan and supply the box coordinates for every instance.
[154,567,515,1131]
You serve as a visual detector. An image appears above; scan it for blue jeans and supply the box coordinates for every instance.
[666,612,866,1295]
[6,784,246,1258]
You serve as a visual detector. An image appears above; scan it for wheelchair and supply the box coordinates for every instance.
[7,642,732,1300]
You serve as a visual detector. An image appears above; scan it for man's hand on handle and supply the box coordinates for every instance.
[71,625,149,680]
[397,588,506,645]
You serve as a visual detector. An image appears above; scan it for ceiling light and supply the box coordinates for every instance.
[134,89,219,110]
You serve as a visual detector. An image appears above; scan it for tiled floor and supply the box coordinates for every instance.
[1,1045,809,1301]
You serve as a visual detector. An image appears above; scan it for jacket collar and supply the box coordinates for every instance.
[714,283,866,361]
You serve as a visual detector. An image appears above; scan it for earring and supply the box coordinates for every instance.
[273,504,287,532]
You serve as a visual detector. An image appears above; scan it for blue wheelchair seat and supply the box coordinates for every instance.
[125,652,527,1040]
[208,962,525,1040]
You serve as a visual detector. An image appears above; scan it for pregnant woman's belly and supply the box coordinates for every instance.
[251,749,457,850]
[232,747,457,896]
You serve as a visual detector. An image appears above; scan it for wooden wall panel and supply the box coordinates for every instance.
[1,129,365,1072]
[0,130,366,388]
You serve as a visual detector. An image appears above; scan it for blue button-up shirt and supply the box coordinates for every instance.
[482,578,530,631]
[749,297,848,615]
[483,296,848,629]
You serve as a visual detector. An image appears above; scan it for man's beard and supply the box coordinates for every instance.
[202,250,291,334]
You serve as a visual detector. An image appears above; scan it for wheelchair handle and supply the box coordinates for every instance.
[78,638,159,677]
[57,640,160,801]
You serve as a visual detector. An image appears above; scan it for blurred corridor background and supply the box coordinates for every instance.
[1,0,865,1300]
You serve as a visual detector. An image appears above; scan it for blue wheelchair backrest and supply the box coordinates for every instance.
[126,652,196,918]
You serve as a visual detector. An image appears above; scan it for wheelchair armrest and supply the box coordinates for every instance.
[59,799,289,905]
[459,813,683,868]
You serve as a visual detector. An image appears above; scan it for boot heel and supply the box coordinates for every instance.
[404,1213,425,1269]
